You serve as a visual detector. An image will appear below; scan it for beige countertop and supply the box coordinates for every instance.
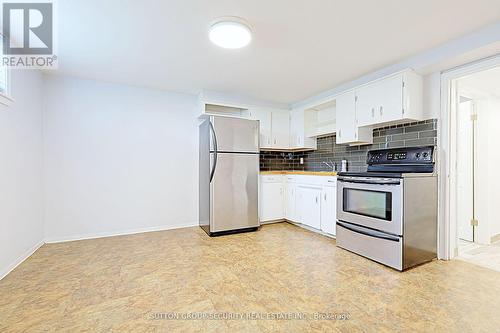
[260,170,337,176]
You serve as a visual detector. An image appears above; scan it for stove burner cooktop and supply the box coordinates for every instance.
[340,146,435,176]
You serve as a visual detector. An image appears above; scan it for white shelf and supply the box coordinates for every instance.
[305,99,336,138]
[199,102,251,119]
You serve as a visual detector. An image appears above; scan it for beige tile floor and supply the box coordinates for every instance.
[1,222,500,332]
[457,239,500,272]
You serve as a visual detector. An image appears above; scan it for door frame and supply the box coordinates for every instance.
[439,54,500,260]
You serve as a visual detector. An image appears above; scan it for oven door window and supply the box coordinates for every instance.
[343,188,392,221]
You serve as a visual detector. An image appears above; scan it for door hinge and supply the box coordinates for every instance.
[402,81,405,88]
[402,108,405,114]
[470,114,477,121]
[355,95,358,102]
[470,219,478,226]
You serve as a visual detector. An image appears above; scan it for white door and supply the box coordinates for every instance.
[335,91,358,144]
[298,187,321,229]
[457,99,474,242]
[289,110,302,148]
[260,182,284,221]
[376,74,404,123]
[250,108,272,148]
[355,84,378,126]
[271,111,290,148]
[285,183,297,222]
[320,186,336,235]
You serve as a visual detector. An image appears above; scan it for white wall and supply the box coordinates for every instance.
[42,76,199,242]
[0,70,44,279]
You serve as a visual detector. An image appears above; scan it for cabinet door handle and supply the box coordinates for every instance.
[338,129,341,138]
[324,193,327,201]
[380,106,383,116]
[315,196,318,204]
[280,187,283,195]
[274,138,277,145]
[371,108,375,117]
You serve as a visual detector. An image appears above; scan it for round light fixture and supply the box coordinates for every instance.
[209,17,252,49]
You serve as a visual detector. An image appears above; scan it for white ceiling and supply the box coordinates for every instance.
[460,66,500,98]
[53,0,500,105]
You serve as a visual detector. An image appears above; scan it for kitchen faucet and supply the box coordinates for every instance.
[322,160,336,171]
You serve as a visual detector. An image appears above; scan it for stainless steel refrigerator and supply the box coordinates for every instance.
[199,116,260,236]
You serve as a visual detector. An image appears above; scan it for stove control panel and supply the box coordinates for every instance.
[367,146,434,165]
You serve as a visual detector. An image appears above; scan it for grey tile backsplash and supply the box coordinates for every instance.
[260,119,437,172]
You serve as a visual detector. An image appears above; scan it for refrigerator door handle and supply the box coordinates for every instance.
[209,121,218,183]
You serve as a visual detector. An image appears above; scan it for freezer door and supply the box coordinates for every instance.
[210,152,259,232]
[211,116,259,153]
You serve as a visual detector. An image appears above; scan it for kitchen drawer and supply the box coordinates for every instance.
[284,175,298,183]
[260,175,283,183]
[336,222,403,270]
[318,177,337,187]
[295,175,336,186]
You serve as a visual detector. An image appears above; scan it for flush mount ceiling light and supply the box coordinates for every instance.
[209,17,252,49]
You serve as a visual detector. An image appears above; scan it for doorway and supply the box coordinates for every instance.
[452,65,500,271]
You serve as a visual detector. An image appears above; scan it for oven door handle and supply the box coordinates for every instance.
[337,178,401,185]
[337,221,400,242]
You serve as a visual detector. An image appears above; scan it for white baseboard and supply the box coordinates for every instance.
[0,240,44,281]
[44,222,199,244]
[491,234,500,244]
[260,219,286,225]
[285,221,336,239]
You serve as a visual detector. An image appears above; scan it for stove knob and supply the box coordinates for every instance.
[415,153,421,159]
[423,152,429,158]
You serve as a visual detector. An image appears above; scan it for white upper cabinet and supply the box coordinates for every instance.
[290,109,317,150]
[356,70,423,127]
[271,111,290,149]
[356,83,379,127]
[376,73,405,123]
[250,108,289,150]
[335,69,422,145]
[249,108,272,148]
[335,91,372,145]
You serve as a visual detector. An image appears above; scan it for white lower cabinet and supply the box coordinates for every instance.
[285,183,297,222]
[260,175,336,235]
[320,185,337,235]
[260,176,284,222]
[297,186,321,230]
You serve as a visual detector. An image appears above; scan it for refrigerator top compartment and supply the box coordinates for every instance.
[210,116,259,153]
